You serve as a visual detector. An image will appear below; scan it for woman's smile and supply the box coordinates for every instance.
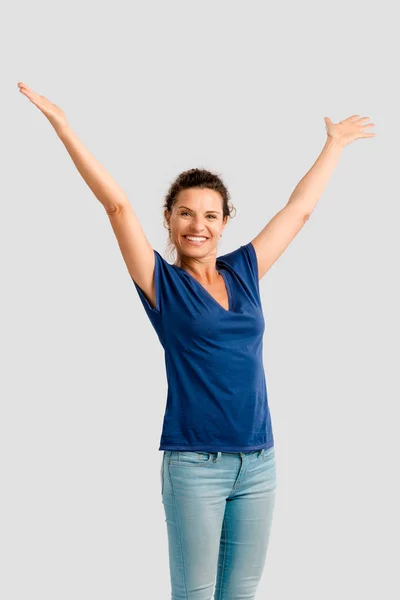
[183,235,209,245]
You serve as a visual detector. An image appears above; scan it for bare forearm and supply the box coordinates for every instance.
[54,123,128,211]
[287,136,344,217]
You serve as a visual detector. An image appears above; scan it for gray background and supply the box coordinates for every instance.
[2,0,399,598]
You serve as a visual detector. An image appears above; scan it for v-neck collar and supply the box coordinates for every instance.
[172,262,233,313]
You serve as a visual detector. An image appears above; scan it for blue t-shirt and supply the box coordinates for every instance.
[132,241,274,452]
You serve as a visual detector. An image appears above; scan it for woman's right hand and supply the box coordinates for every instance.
[18,82,68,130]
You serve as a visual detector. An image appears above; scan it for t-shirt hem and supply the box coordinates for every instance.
[159,441,274,452]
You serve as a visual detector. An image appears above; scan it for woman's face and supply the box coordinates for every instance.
[166,188,228,258]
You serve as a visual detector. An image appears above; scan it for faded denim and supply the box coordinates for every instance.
[161,446,277,599]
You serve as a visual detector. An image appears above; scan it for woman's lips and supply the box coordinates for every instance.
[183,235,208,245]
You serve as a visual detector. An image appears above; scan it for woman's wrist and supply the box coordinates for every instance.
[53,120,71,138]
[325,134,345,151]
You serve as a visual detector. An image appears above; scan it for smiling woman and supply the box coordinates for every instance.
[162,169,236,269]
[17,81,376,599]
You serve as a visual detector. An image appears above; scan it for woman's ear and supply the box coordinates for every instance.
[163,209,170,229]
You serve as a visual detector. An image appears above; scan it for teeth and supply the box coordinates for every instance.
[185,236,207,241]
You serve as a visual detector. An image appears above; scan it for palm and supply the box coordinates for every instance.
[324,115,376,147]
[18,82,67,128]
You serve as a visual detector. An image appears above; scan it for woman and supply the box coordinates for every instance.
[18,82,375,599]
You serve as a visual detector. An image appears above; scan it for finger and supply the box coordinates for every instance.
[18,83,39,99]
[19,87,32,97]
[21,88,40,101]
[19,88,40,104]
[18,83,32,91]
[360,123,375,129]
[18,84,33,95]
[346,114,361,121]
[19,87,35,99]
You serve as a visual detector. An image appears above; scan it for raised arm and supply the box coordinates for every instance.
[18,82,158,309]
[251,115,376,280]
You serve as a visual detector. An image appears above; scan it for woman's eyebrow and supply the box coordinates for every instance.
[177,205,221,214]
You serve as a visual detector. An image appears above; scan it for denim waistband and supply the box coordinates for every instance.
[210,448,266,463]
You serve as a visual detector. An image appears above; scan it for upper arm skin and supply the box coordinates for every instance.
[105,201,157,309]
[251,203,310,280]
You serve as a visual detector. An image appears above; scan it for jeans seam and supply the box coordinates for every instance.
[217,516,228,600]
[161,452,165,495]
[168,460,188,599]
[169,462,210,467]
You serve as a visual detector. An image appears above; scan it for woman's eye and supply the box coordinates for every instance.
[180,212,216,219]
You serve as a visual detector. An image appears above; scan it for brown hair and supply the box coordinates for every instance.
[162,168,236,262]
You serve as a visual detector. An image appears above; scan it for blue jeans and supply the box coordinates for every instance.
[161,447,277,600]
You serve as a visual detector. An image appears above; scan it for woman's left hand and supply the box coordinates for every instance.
[324,115,376,148]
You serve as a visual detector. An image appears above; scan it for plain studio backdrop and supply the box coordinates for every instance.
[1,1,399,599]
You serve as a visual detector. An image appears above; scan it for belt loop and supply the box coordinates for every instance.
[213,451,221,463]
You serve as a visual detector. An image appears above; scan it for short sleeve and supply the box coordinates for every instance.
[131,249,172,346]
[217,242,260,298]
[131,249,163,312]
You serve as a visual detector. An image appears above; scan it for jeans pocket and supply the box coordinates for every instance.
[170,451,212,466]
[263,446,275,461]
[262,446,277,488]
